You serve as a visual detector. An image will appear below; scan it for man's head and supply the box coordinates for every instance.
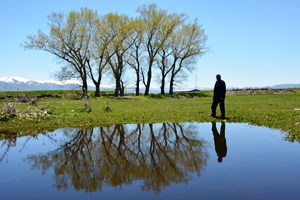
[216,74,221,81]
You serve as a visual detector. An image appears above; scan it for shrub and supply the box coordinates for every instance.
[149,93,164,99]
[104,99,112,112]
[0,102,17,121]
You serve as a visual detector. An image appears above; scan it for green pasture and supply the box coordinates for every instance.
[0,89,299,142]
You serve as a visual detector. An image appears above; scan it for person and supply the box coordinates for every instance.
[211,122,227,163]
[211,74,226,119]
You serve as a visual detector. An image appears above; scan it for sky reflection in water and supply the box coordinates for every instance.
[0,122,299,200]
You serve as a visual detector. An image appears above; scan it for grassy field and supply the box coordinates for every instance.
[0,89,300,142]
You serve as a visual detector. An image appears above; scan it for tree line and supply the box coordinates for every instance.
[24,4,207,97]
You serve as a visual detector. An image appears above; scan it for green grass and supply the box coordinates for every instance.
[0,89,300,142]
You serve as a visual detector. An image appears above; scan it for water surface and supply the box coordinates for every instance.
[0,122,299,200]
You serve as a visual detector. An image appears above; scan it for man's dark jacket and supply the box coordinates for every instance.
[213,80,226,99]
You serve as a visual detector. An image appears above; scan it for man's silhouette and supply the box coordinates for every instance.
[211,122,227,163]
[211,74,226,119]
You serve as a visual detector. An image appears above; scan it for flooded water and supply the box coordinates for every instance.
[0,122,299,200]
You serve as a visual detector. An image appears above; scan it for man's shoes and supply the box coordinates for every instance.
[220,116,226,119]
[211,114,216,118]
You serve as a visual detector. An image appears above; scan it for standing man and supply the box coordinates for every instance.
[211,74,226,119]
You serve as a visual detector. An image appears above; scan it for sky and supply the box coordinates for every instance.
[0,0,299,89]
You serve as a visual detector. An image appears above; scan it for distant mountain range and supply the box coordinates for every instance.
[270,84,300,89]
[0,77,91,91]
[0,76,299,91]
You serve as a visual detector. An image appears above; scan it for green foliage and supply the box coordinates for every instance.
[0,90,78,99]
[149,91,210,99]
[149,93,164,99]
[173,91,210,98]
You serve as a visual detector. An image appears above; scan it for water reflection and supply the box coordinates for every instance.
[0,135,17,163]
[1,123,300,199]
[211,122,227,163]
[25,123,208,192]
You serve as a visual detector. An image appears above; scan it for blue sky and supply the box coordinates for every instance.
[0,0,299,88]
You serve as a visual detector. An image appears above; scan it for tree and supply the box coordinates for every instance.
[88,14,115,97]
[126,18,145,96]
[104,13,135,97]
[24,5,207,97]
[24,8,98,97]
[169,20,207,94]
[138,4,177,95]
[156,13,184,95]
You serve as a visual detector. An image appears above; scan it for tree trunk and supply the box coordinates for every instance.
[160,76,165,95]
[144,58,154,96]
[93,73,102,97]
[144,68,151,95]
[120,81,125,96]
[169,76,174,95]
[94,85,100,97]
[135,71,140,96]
[82,76,88,97]
[114,76,120,97]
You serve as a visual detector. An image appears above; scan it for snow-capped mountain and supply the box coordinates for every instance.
[1,76,299,92]
[0,76,85,91]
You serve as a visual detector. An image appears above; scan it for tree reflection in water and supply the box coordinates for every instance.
[26,123,208,192]
[0,135,17,163]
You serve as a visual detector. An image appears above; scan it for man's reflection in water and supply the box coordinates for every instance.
[211,122,227,163]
